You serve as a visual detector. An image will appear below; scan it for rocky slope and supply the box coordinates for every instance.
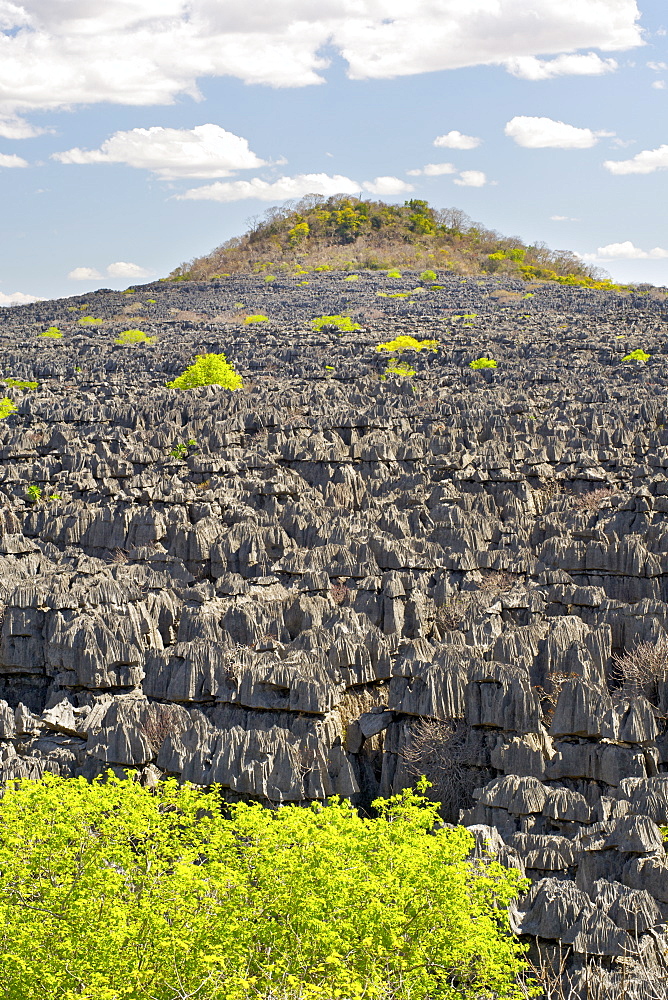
[1,270,668,994]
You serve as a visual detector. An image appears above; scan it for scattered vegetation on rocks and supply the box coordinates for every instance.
[166,352,243,390]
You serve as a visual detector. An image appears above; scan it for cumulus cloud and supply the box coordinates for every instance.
[595,241,668,259]
[505,116,614,149]
[0,151,28,167]
[453,170,487,187]
[433,131,481,150]
[178,172,362,202]
[0,290,42,306]
[0,1,643,121]
[0,115,45,139]
[68,267,102,280]
[407,163,457,177]
[505,52,617,79]
[550,214,579,221]
[53,124,266,179]
[68,262,152,281]
[604,144,668,174]
[362,176,414,195]
[652,80,666,89]
[106,261,152,278]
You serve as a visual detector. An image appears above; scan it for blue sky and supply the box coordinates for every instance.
[0,0,666,305]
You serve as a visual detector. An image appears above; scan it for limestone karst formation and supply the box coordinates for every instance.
[1,270,668,994]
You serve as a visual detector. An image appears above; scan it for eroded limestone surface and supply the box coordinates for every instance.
[2,272,668,989]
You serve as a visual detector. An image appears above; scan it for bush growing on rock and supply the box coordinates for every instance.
[0,397,17,419]
[0,774,528,1000]
[376,335,438,353]
[115,329,156,345]
[39,326,62,338]
[244,314,269,324]
[166,352,243,391]
[312,314,361,333]
[622,348,650,362]
[469,357,497,370]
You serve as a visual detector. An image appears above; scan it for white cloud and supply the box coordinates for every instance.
[407,163,457,176]
[550,214,579,221]
[0,290,42,306]
[106,261,152,278]
[595,241,668,260]
[0,1,643,122]
[505,52,617,79]
[651,80,666,89]
[604,144,668,174]
[453,170,487,187]
[647,61,668,70]
[362,175,414,195]
[0,115,45,139]
[0,151,28,167]
[505,115,614,149]
[433,130,481,150]
[68,267,102,280]
[53,124,266,179]
[178,172,361,202]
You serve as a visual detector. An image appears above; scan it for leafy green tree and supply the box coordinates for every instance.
[166,353,243,390]
[470,357,497,369]
[376,335,438,353]
[420,269,438,282]
[0,774,528,1000]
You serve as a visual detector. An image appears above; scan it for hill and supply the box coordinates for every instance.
[169,195,622,290]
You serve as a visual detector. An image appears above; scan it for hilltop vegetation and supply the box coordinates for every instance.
[170,195,621,290]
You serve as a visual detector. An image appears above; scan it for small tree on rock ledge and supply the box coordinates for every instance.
[166,352,243,390]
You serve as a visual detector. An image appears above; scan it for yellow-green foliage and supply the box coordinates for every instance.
[115,329,156,345]
[420,269,438,281]
[40,327,62,338]
[622,348,650,362]
[78,316,103,325]
[376,335,438,353]
[470,357,497,369]
[384,360,416,379]
[312,314,361,332]
[387,269,402,278]
[0,774,528,1000]
[0,398,17,419]
[167,352,243,390]
[4,378,38,390]
[244,314,269,324]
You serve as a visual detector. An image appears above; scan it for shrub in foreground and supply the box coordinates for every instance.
[166,352,243,390]
[470,357,497,370]
[0,774,528,1000]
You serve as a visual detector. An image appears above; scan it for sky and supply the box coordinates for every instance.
[0,0,667,305]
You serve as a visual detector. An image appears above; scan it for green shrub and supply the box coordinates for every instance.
[622,348,650,362]
[345,273,360,281]
[0,398,17,419]
[312,314,361,332]
[4,378,38,390]
[78,316,103,325]
[264,274,276,283]
[376,335,438,353]
[166,353,243,390]
[115,329,155,345]
[470,357,497,369]
[420,269,438,282]
[40,327,62,338]
[0,774,528,1000]
[387,269,402,278]
[383,360,416,379]
[244,314,269,324]
[25,484,41,502]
